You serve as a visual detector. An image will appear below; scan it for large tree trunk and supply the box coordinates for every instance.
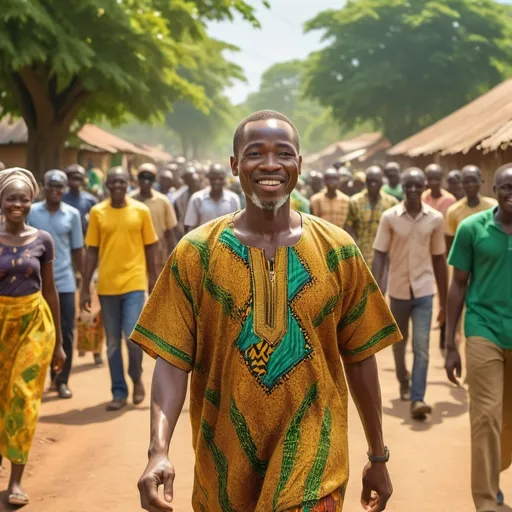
[11,66,89,183]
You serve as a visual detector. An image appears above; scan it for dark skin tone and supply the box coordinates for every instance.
[425,164,443,198]
[323,169,340,199]
[207,169,227,201]
[158,170,175,195]
[446,170,464,200]
[0,181,65,500]
[138,119,393,512]
[67,172,85,196]
[445,167,483,254]
[80,170,158,312]
[372,170,448,325]
[445,167,512,384]
[384,163,401,188]
[309,171,324,195]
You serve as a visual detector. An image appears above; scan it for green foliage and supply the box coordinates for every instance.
[243,60,343,153]
[304,0,512,142]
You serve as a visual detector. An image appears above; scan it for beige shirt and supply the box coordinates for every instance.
[129,189,177,237]
[373,202,446,300]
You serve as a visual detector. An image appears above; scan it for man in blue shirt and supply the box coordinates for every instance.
[28,170,84,399]
[62,164,98,234]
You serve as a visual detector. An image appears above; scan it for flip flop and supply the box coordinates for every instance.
[8,492,30,506]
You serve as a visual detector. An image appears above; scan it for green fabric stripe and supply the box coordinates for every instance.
[195,469,209,500]
[219,228,248,262]
[187,237,210,270]
[205,275,235,318]
[133,324,193,365]
[229,398,268,478]
[343,323,398,357]
[303,407,333,504]
[338,282,379,330]
[201,420,236,512]
[326,244,360,272]
[273,382,319,510]
[205,388,220,409]
[171,260,194,307]
[313,294,341,328]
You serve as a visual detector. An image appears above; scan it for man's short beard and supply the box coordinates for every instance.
[250,193,289,212]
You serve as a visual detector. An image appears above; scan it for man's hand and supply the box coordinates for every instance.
[80,289,92,312]
[138,455,175,512]
[437,307,446,326]
[445,347,462,385]
[52,345,66,374]
[361,462,392,511]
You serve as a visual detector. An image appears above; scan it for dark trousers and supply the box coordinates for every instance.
[51,292,76,385]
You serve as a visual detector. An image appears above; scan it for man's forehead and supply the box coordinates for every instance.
[242,119,295,142]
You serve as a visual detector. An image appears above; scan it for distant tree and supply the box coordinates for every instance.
[165,39,245,160]
[0,0,268,179]
[244,60,343,153]
[304,0,512,143]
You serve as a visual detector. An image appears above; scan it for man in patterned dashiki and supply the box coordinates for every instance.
[132,110,402,512]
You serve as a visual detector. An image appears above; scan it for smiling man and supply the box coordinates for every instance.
[132,110,401,512]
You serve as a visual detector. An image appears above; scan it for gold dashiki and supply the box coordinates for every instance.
[0,292,55,464]
[131,213,401,512]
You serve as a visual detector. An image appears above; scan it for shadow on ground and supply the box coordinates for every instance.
[383,381,468,431]
[0,490,26,511]
[38,403,149,426]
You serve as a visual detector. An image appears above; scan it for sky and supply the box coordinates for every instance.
[207,0,343,104]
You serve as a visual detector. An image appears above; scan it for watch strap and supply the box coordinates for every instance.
[368,446,389,463]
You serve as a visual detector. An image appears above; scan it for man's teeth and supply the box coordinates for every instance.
[258,180,281,186]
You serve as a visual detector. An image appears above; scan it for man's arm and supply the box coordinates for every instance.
[345,356,392,510]
[80,246,99,311]
[445,234,455,257]
[432,254,448,323]
[445,268,470,384]
[72,248,84,277]
[145,243,158,293]
[372,250,388,294]
[138,358,188,512]
[164,230,176,255]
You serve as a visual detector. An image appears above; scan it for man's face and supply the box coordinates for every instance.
[107,172,128,201]
[403,173,425,202]
[426,171,442,192]
[385,165,400,187]
[45,183,65,204]
[494,169,512,216]
[208,170,226,193]
[462,171,481,199]
[324,172,339,192]
[68,173,84,191]
[366,172,383,196]
[231,119,301,211]
[138,171,155,194]
[310,174,324,194]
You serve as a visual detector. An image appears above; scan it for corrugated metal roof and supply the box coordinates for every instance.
[389,79,512,157]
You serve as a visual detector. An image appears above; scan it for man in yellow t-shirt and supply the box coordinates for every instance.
[80,166,158,412]
[445,165,497,254]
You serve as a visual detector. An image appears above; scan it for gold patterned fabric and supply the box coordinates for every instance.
[0,292,55,464]
[131,213,401,511]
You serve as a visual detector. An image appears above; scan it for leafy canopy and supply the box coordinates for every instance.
[303,0,512,142]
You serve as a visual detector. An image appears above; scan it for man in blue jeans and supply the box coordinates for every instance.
[372,168,448,420]
[80,167,158,411]
[28,170,84,399]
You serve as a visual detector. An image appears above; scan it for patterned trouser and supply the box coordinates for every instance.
[288,488,344,512]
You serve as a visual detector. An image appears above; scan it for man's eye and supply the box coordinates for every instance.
[246,152,260,157]
[279,152,293,157]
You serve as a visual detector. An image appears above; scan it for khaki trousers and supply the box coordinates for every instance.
[466,337,512,511]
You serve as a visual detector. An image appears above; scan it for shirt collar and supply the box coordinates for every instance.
[43,200,63,212]
[396,201,428,217]
[205,187,227,200]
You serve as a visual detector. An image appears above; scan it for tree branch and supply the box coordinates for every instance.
[17,65,54,124]
[11,72,37,130]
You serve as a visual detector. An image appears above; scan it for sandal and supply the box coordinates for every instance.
[8,492,30,506]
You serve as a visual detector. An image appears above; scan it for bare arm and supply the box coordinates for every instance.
[72,247,84,277]
[80,246,99,311]
[372,250,388,294]
[41,262,65,372]
[344,225,357,241]
[145,243,158,293]
[138,358,188,511]
[445,234,455,257]
[432,254,449,317]
[164,229,176,256]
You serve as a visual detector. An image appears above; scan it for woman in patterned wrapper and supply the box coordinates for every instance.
[0,168,65,507]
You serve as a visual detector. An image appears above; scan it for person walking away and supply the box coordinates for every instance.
[184,163,240,232]
[310,168,350,228]
[345,166,398,269]
[80,167,158,411]
[422,164,457,350]
[446,169,464,201]
[133,110,401,512]
[445,164,512,511]
[0,168,65,506]
[62,164,102,366]
[383,162,404,201]
[130,163,177,274]
[372,168,448,420]
[27,170,84,399]
[445,165,497,254]
[173,167,203,240]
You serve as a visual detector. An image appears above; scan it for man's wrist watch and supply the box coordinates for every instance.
[368,446,390,463]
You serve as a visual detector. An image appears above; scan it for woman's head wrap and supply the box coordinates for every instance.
[0,167,39,201]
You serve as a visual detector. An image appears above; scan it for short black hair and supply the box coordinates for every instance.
[232,110,300,157]
[494,162,512,185]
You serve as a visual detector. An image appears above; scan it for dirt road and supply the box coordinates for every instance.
[1,333,511,512]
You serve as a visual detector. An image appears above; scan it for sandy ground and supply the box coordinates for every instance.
[0,328,511,512]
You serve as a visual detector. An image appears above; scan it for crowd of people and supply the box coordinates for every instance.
[0,109,510,512]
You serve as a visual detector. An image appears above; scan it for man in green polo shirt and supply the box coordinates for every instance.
[445,163,512,512]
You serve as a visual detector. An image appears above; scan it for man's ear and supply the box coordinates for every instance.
[298,155,303,176]
[230,156,239,177]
